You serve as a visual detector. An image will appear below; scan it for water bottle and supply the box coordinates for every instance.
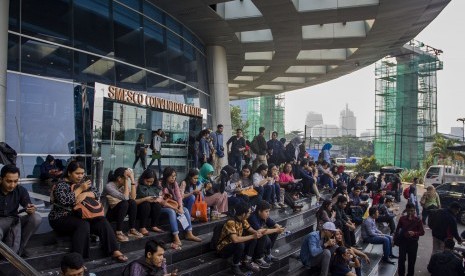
[207,207,211,219]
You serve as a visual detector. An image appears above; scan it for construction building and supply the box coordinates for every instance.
[243,94,285,140]
[374,40,442,169]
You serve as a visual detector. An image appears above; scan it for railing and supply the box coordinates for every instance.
[0,240,40,276]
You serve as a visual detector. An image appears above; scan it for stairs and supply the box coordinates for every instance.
[0,195,398,276]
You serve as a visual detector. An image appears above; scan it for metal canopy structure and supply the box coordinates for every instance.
[153,0,450,100]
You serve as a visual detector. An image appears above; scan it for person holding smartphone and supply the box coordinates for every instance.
[135,169,164,236]
[49,161,127,262]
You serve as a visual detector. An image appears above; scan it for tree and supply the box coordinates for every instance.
[428,133,465,165]
[354,155,380,174]
[230,105,250,137]
[326,136,374,157]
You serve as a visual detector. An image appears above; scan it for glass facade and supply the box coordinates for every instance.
[6,0,210,178]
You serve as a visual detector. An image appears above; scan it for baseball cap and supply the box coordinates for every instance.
[322,222,337,232]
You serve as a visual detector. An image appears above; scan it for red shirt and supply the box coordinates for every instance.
[396,215,425,241]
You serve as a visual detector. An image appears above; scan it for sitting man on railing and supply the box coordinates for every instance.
[0,164,42,257]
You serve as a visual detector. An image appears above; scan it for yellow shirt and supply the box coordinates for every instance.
[217,219,250,251]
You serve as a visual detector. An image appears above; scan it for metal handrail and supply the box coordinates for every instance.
[0,240,40,276]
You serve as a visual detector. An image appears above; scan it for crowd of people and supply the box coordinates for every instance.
[1,124,465,276]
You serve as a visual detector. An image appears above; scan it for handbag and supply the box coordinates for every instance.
[152,151,162,160]
[191,195,208,222]
[71,184,104,220]
[240,188,258,197]
[163,193,179,209]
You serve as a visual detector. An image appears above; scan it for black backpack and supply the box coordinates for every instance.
[210,219,233,250]
[428,208,441,230]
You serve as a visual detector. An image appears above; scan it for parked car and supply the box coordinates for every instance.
[424,165,465,188]
[436,182,465,224]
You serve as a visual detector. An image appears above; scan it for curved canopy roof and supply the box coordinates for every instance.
[153,0,450,99]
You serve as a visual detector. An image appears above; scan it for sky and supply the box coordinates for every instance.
[285,0,465,136]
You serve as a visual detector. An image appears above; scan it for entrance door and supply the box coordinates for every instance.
[101,102,149,177]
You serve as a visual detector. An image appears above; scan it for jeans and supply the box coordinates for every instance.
[229,154,242,173]
[148,157,162,177]
[364,235,392,259]
[183,195,196,214]
[309,248,332,276]
[263,185,274,205]
[160,207,192,235]
[132,154,146,170]
[398,240,418,276]
[0,213,42,255]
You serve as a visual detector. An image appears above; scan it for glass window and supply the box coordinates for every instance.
[73,0,113,56]
[118,0,141,11]
[74,52,116,84]
[144,18,166,75]
[115,63,146,91]
[9,0,20,32]
[113,2,144,67]
[143,1,164,24]
[21,39,73,79]
[8,34,19,72]
[450,183,464,194]
[21,0,72,46]
[436,184,450,191]
[6,73,76,177]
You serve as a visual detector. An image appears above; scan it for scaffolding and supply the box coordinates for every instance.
[374,40,442,169]
[245,94,285,140]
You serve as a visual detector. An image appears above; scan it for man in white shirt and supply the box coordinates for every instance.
[148,129,165,177]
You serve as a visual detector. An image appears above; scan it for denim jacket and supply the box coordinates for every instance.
[300,231,324,267]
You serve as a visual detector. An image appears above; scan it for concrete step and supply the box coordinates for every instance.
[32,197,319,275]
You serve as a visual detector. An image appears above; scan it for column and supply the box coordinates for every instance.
[0,0,9,142]
[207,46,232,144]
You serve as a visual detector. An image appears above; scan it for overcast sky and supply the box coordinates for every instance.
[285,0,464,137]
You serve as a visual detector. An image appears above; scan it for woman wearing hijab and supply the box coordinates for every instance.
[198,163,228,216]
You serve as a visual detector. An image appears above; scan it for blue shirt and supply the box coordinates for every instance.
[300,231,324,267]
[361,216,382,240]
[211,131,224,153]
[247,212,276,230]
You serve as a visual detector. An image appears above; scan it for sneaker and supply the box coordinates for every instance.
[231,264,246,276]
[264,254,279,263]
[128,229,144,239]
[278,202,286,208]
[242,260,260,272]
[254,258,271,269]
[273,203,280,209]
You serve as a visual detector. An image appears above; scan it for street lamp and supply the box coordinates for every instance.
[457,118,465,142]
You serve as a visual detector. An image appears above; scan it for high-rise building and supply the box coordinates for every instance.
[305,112,324,129]
[311,124,340,139]
[339,104,356,136]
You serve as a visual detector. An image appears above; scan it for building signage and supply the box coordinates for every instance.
[98,83,202,117]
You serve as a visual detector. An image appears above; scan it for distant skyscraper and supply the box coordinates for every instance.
[339,104,356,136]
[311,124,340,139]
[305,112,323,129]
[451,127,463,140]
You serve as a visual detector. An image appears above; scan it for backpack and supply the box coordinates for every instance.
[250,136,260,154]
[428,208,441,230]
[403,186,410,200]
[210,219,233,250]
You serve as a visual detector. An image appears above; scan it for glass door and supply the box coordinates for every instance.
[100,101,149,177]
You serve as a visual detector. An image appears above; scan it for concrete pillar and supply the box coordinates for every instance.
[0,0,9,142]
[207,46,232,143]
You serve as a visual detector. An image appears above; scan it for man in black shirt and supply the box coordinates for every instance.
[226,129,246,173]
[0,164,41,256]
